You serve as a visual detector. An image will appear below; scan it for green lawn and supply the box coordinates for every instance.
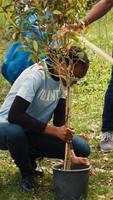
[0,9,113,200]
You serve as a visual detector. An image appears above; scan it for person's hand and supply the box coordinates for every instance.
[71,150,95,176]
[62,23,83,35]
[71,150,90,166]
[44,124,73,141]
[56,125,74,142]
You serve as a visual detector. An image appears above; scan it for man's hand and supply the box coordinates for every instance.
[71,149,90,166]
[44,124,73,142]
[62,23,83,35]
[56,125,73,142]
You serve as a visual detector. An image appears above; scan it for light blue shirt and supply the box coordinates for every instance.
[0,63,65,123]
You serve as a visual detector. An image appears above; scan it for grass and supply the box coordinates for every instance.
[0,9,113,200]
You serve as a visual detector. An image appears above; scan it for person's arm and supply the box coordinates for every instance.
[62,0,113,33]
[82,0,113,26]
[53,98,66,126]
[8,96,73,141]
[8,96,47,133]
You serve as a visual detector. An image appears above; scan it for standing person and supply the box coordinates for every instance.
[0,46,90,193]
[63,0,113,152]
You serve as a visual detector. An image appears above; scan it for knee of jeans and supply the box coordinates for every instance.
[72,136,90,157]
[83,143,90,157]
[7,125,25,144]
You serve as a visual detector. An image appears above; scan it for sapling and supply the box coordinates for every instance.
[46,46,89,170]
[1,0,89,170]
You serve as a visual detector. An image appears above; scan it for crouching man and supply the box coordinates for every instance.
[0,46,90,192]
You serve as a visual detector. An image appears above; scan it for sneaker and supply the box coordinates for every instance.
[34,167,44,177]
[21,176,35,192]
[31,159,44,177]
[100,132,113,152]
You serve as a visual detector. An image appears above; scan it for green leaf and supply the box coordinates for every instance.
[28,54,38,63]
[33,40,38,52]
[1,0,12,8]
[0,13,6,27]
[67,0,73,4]
[65,9,75,16]
[53,10,62,15]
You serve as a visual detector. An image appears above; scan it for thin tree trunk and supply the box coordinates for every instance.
[64,85,72,170]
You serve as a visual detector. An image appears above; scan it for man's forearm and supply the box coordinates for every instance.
[8,96,47,133]
[44,124,58,136]
[53,98,66,126]
[83,0,113,25]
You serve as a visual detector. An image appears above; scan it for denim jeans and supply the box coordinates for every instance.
[0,122,33,176]
[102,67,113,132]
[0,122,90,176]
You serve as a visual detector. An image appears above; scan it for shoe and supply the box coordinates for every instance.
[21,176,35,192]
[31,159,44,177]
[100,132,113,152]
[34,166,44,177]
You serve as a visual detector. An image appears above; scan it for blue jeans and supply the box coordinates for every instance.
[102,67,113,132]
[0,122,90,176]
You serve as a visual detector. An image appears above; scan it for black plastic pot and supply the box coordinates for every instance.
[53,163,91,200]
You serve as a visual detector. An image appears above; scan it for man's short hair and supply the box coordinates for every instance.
[48,46,89,68]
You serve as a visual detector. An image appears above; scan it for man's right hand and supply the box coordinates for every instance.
[55,125,73,142]
[44,124,73,142]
